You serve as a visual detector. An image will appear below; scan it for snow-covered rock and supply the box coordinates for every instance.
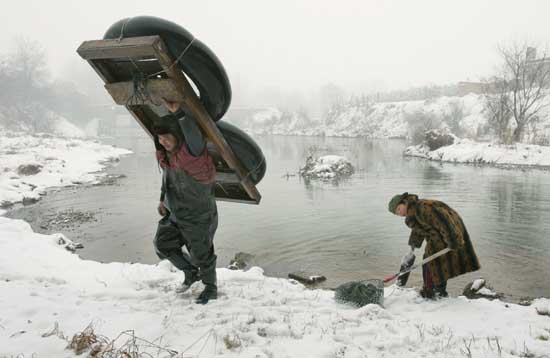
[471,278,486,291]
[425,129,456,150]
[404,139,550,167]
[533,298,550,316]
[299,155,354,180]
[477,287,498,297]
[463,278,501,299]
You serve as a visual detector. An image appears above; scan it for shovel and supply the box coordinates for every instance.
[334,247,452,307]
[383,247,452,284]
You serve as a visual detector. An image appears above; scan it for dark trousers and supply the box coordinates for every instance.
[153,213,218,287]
[422,265,448,297]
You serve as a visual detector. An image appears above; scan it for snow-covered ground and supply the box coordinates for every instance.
[1,216,549,357]
[0,131,131,207]
[404,140,550,167]
[243,94,491,139]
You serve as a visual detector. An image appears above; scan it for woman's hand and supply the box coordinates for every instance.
[158,201,167,216]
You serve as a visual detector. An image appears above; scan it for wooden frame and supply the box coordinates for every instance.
[77,36,261,204]
[104,79,181,105]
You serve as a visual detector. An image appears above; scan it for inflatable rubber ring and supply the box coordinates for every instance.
[104,16,232,121]
[216,121,266,184]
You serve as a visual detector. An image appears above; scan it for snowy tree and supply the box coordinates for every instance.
[0,38,100,133]
[491,43,550,142]
[405,109,442,144]
[0,38,52,131]
[7,38,49,102]
[442,100,465,137]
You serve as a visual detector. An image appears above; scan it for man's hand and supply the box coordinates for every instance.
[158,201,167,216]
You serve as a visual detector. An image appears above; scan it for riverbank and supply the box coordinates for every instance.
[1,133,550,357]
[1,215,549,357]
[0,130,131,208]
[404,139,550,169]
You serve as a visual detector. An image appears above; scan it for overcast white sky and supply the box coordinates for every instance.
[1,0,549,94]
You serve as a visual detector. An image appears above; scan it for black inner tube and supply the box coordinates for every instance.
[104,16,232,121]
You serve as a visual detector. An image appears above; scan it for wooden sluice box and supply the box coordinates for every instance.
[77,35,264,204]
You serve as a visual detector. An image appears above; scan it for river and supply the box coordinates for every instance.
[8,132,550,301]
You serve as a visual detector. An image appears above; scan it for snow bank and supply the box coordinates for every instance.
[0,216,549,357]
[246,107,319,136]
[404,139,550,167]
[243,94,496,139]
[0,131,131,207]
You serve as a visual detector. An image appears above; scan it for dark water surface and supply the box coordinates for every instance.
[8,134,550,300]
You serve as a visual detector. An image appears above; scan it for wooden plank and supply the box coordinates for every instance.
[150,39,262,204]
[216,197,259,205]
[87,59,152,137]
[77,36,160,60]
[127,106,155,139]
[105,59,165,82]
[215,172,240,183]
[213,184,258,204]
[105,79,181,105]
[88,59,116,83]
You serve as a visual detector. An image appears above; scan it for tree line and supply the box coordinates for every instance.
[0,38,104,133]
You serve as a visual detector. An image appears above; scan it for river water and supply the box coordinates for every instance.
[8,133,550,300]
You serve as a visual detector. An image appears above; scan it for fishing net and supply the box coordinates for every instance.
[334,279,384,307]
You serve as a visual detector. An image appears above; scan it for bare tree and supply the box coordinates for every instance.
[9,37,49,101]
[0,54,13,103]
[0,38,53,131]
[483,76,512,143]
[498,43,550,142]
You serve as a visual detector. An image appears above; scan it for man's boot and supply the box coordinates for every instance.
[434,281,448,298]
[176,270,200,294]
[195,284,217,304]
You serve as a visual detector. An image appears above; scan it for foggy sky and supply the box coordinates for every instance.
[1,0,549,94]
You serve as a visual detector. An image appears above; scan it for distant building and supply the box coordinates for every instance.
[457,82,490,96]
[526,47,550,76]
[458,48,550,96]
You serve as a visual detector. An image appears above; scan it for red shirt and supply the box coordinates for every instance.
[156,144,216,184]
